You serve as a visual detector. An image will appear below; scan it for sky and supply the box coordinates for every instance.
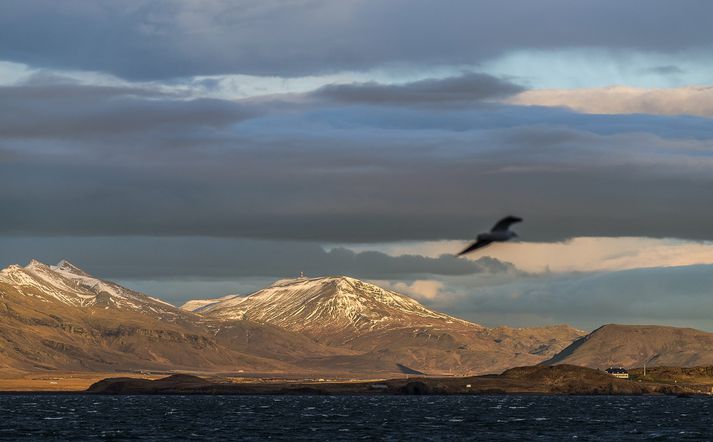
[2,0,713,331]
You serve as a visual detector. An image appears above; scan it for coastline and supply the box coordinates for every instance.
[2,365,707,396]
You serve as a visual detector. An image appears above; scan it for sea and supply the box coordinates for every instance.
[0,394,711,441]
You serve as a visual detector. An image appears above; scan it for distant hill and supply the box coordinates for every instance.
[542,324,713,369]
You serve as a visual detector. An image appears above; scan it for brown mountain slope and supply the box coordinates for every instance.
[318,324,584,375]
[542,324,713,369]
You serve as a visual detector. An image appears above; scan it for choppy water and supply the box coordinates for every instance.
[0,394,712,440]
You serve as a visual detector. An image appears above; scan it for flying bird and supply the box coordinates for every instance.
[457,216,523,256]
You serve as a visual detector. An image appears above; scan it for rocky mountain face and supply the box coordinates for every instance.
[1,260,583,376]
[542,324,713,369]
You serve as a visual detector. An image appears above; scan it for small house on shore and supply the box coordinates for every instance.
[605,367,629,379]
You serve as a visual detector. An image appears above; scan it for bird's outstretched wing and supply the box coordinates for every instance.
[491,216,523,232]
[457,239,493,256]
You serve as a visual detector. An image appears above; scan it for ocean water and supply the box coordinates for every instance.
[0,395,711,441]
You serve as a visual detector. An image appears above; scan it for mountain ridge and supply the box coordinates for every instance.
[0,259,608,376]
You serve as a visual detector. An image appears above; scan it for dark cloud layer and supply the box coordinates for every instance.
[312,73,523,106]
[0,237,511,280]
[2,80,713,242]
[1,0,713,79]
[0,82,256,139]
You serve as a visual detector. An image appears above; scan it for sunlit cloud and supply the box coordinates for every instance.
[370,279,447,301]
[509,85,713,117]
[342,237,713,274]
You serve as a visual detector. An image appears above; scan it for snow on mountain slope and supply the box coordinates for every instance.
[0,259,181,316]
[181,294,241,313]
[194,276,481,337]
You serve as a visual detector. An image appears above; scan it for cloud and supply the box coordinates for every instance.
[477,238,713,273]
[0,237,511,280]
[372,279,447,301]
[2,1,713,80]
[348,237,713,274]
[509,86,713,117]
[311,73,523,107]
[0,81,256,139]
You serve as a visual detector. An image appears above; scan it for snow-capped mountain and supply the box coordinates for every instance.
[186,276,481,338]
[185,275,585,372]
[0,259,179,316]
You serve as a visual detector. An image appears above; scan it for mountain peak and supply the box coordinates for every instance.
[52,259,91,277]
[1,263,22,272]
[25,259,49,269]
[270,275,358,287]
